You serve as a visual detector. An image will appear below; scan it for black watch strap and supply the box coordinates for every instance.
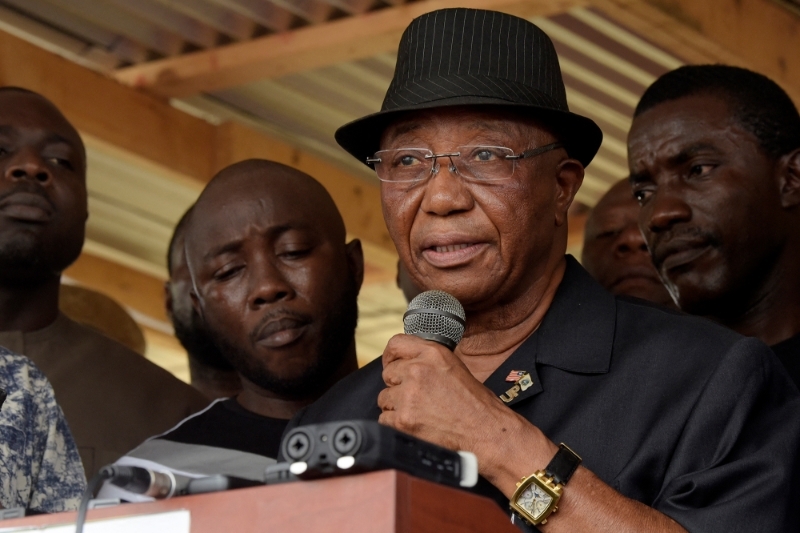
[544,443,582,485]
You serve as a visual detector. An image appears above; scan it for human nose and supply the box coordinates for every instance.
[4,150,52,185]
[420,156,474,216]
[644,186,692,234]
[615,224,650,257]
[247,258,295,310]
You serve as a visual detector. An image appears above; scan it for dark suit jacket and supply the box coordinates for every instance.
[289,256,800,532]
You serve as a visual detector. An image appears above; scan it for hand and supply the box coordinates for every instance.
[377,333,518,459]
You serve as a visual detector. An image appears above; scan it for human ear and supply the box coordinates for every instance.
[554,158,585,226]
[778,148,800,209]
[345,239,365,295]
[164,282,175,320]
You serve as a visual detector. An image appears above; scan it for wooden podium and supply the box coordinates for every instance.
[0,470,518,532]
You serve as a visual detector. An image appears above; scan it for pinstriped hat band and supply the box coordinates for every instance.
[388,74,566,112]
[335,8,603,168]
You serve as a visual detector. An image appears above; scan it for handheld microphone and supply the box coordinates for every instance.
[403,290,466,350]
[103,465,177,499]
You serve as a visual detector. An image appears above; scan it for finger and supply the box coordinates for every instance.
[378,409,397,429]
[382,333,440,367]
[383,355,420,386]
[382,359,403,386]
[377,387,397,413]
[382,334,417,368]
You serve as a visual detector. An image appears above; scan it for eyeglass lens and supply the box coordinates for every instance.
[371,146,517,182]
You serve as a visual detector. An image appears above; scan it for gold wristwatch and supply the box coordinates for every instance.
[509,443,582,526]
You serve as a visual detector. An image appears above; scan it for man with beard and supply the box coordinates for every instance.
[100,159,362,500]
[628,65,800,387]
[287,9,800,532]
[0,87,208,479]
[581,179,674,307]
[166,206,242,400]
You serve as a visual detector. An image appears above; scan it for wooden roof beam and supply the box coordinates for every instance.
[113,0,587,97]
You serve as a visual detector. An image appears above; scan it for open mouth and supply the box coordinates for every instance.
[434,243,472,253]
[421,242,487,268]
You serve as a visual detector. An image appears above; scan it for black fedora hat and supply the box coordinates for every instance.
[335,8,603,167]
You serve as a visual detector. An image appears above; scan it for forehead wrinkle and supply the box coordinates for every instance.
[190,198,319,264]
[668,142,723,166]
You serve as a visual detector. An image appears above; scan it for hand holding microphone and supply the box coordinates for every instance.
[378,290,513,457]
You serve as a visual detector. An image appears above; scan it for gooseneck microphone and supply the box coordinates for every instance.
[403,290,466,350]
[76,465,179,533]
[104,465,177,499]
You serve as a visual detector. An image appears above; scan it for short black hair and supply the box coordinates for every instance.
[167,205,194,275]
[634,65,800,159]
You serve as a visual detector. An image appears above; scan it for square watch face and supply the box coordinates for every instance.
[516,483,554,520]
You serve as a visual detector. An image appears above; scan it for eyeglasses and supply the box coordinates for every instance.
[366,142,564,183]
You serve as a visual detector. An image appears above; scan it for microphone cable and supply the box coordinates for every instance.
[75,466,115,533]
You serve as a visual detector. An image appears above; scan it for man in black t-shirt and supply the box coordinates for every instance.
[100,160,363,501]
[628,65,800,388]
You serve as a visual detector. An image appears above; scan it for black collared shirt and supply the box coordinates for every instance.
[772,333,800,389]
[288,257,800,532]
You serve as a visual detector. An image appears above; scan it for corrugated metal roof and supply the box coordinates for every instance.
[0,1,684,207]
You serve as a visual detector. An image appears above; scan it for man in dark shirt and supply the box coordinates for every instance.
[288,9,800,532]
[582,179,674,307]
[628,65,800,387]
[101,159,363,501]
[165,206,242,400]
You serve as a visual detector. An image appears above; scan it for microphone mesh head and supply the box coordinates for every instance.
[404,290,466,347]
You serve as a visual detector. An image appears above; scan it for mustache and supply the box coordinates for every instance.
[0,183,54,210]
[650,226,721,268]
[250,308,313,342]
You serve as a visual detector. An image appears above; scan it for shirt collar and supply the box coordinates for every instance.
[0,313,74,355]
[532,255,615,374]
[483,256,616,405]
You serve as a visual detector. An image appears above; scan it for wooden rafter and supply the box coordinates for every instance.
[114,0,586,97]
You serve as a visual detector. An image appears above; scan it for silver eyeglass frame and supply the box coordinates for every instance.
[366,142,564,183]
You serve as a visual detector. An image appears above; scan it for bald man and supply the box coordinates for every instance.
[582,180,674,307]
[101,160,363,500]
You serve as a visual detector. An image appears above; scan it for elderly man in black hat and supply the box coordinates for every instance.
[291,9,800,532]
